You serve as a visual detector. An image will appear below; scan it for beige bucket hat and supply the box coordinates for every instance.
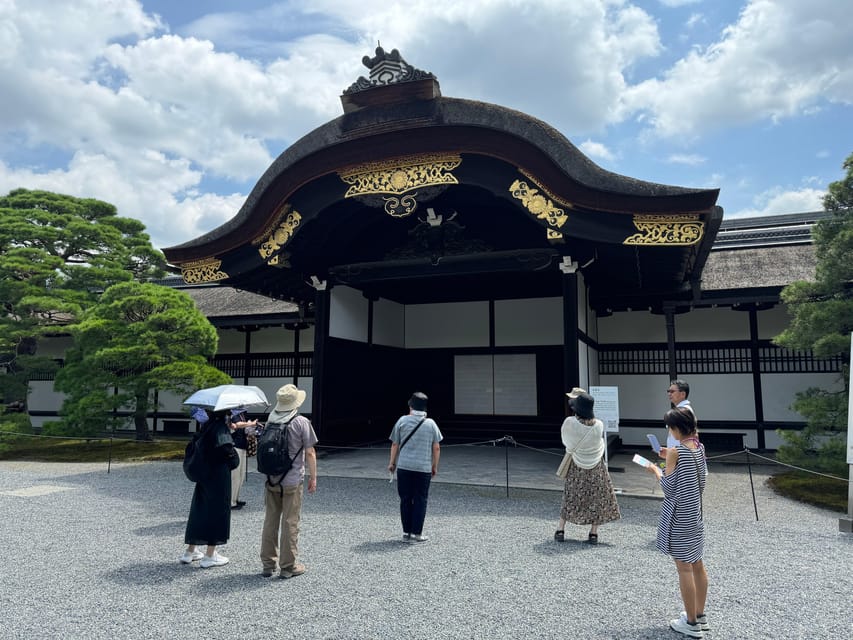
[274,384,306,412]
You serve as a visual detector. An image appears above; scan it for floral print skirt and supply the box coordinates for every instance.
[560,459,621,525]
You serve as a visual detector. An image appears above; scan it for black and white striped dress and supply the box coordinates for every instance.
[656,444,707,563]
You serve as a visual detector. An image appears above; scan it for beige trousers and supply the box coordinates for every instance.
[260,482,303,572]
[230,448,247,507]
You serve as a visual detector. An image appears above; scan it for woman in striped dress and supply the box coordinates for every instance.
[646,407,709,639]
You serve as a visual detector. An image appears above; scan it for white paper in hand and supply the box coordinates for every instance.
[632,453,653,468]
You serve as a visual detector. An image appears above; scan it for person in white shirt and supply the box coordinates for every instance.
[661,379,696,458]
[554,389,621,545]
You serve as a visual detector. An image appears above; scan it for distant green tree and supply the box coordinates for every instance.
[774,153,852,475]
[53,281,231,440]
[0,189,165,413]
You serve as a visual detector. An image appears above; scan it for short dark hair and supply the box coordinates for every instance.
[408,392,428,412]
[664,407,697,436]
[670,379,690,397]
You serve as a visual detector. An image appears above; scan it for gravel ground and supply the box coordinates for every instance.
[0,460,850,639]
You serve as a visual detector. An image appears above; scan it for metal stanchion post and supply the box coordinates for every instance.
[107,433,114,474]
[504,436,510,498]
[745,448,759,521]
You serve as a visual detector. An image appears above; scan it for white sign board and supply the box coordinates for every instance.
[847,333,853,465]
[589,386,620,433]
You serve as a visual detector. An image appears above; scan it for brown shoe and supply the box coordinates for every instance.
[279,563,306,579]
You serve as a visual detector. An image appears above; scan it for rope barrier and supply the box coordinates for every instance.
[743,449,849,483]
[2,427,848,486]
[0,429,176,444]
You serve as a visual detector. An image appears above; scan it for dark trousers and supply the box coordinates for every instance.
[396,468,432,535]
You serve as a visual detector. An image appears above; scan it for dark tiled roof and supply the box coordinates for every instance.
[712,211,828,249]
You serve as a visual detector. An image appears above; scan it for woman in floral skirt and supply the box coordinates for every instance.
[554,389,621,544]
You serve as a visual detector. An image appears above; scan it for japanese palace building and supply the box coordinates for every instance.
[29,49,844,451]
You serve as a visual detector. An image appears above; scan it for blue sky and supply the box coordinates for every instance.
[1,0,851,251]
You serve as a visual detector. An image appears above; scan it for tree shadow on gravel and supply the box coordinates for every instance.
[133,521,185,537]
[103,562,277,595]
[350,539,413,555]
[531,539,611,556]
[102,562,200,587]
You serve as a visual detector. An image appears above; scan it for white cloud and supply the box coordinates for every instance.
[299,0,663,133]
[658,0,702,7]
[0,152,245,249]
[667,153,705,166]
[578,140,615,163]
[728,186,825,218]
[620,0,853,138]
[685,13,705,30]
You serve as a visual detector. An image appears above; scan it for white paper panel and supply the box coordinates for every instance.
[493,354,537,415]
[454,355,493,414]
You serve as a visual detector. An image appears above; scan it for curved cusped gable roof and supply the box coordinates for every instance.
[164,70,718,263]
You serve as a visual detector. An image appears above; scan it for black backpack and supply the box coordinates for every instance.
[183,428,209,483]
[256,418,302,491]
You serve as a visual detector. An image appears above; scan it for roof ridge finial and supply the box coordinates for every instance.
[345,45,435,95]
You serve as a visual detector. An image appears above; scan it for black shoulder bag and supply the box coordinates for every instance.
[392,418,426,467]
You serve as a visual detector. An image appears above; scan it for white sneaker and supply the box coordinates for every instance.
[200,552,229,568]
[179,549,204,564]
[681,611,710,631]
[409,534,429,543]
[670,614,704,638]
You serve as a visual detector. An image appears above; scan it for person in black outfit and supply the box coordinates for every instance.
[227,407,258,510]
[180,407,240,568]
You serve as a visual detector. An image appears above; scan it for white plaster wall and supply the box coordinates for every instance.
[405,301,489,348]
[374,298,405,348]
[27,381,65,411]
[253,327,296,352]
[578,341,590,391]
[330,286,369,343]
[674,308,750,341]
[596,373,755,421]
[247,377,313,415]
[619,426,762,449]
[598,311,666,343]
[158,389,186,412]
[761,372,844,421]
[756,305,793,340]
[494,297,562,346]
[217,329,245,354]
[36,336,73,358]
[597,374,671,421]
[300,326,315,352]
[671,373,755,421]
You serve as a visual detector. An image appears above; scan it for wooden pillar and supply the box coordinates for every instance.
[311,280,330,439]
[561,270,580,392]
[241,328,253,385]
[749,307,766,449]
[664,304,677,381]
[293,326,301,386]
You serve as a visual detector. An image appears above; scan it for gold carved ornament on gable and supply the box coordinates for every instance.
[253,206,302,266]
[509,178,568,229]
[338,154,461,217]
[181,258,229,284]
[623,214,704,246]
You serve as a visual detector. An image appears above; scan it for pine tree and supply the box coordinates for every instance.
[774,153,852,474]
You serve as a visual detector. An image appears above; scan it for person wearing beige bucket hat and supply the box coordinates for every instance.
[259,384,317,578]
[272,383,307,414]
